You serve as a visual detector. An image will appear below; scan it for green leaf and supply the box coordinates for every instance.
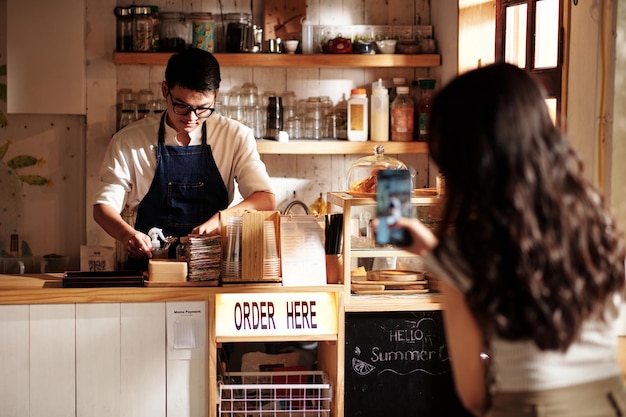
[0,65,6,76]
[18,174,51,186]
[22,241,32,256]
[0,83,6,102]
[0,140,9,160]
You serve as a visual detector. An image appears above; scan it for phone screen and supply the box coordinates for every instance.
[375,169,412,246]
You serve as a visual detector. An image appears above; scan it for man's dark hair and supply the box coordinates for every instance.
[165,48,221,92]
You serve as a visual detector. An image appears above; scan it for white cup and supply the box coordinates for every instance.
[1,257,27,274]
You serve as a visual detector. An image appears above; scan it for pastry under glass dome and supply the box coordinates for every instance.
[345,145,408,196]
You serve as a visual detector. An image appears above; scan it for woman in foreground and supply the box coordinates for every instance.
[377,63,626,416]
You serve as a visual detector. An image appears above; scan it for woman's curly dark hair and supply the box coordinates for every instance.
[429,63,625,351]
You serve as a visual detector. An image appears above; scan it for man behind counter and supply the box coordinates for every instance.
[93,48,275,270]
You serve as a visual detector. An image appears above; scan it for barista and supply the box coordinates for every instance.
[93,48,275,270]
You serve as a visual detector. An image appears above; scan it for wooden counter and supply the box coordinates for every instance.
[0,273,341,303]
[0,273,345,417]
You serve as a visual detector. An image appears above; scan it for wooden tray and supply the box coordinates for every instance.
[367,270,424,282]
[352,289,430,295]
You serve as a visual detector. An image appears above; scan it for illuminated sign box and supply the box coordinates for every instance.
[215,292,338,338]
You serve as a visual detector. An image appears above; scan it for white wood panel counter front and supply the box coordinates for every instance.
[0,274,344,417]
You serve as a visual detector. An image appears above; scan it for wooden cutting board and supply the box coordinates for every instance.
[263,0,306,41]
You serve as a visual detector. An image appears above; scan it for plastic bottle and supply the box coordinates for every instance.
[388,77,407,107]
[347,88,368,142]
[417,79,436,140]
[370,78,389,142]
[390,86,414,142]
[301,18,314,54]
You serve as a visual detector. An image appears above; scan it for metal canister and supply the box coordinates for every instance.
[265,96,283,140]
[190,12,215,52]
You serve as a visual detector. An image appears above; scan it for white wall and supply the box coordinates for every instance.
[0,0,85,269]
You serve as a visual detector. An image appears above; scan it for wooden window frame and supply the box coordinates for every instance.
[495,0,565,127]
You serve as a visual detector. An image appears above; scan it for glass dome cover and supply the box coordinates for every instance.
[346,145,408,195]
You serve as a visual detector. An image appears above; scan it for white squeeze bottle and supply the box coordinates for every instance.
[347,88,368,142]
[370,78,389,142]
[301,18,314,54]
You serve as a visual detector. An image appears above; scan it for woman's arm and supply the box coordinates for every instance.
[440,279,488,416]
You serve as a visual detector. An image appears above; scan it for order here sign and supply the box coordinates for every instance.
[215,292,339,338]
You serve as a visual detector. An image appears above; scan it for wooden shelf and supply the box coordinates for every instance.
[344,293,444,312]
[113,52,441,68]
[255,140,428,155]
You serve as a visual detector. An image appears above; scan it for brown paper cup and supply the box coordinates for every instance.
[325,254,344,284]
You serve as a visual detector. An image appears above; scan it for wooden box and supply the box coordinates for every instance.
[220,210,281,283]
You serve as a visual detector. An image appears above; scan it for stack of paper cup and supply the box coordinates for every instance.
[263,220,280,278]
[221,216,242,279]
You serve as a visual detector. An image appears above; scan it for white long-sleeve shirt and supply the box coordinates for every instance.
[93,114,273,213]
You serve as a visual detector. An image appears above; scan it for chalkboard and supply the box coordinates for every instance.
[345,311,472,417]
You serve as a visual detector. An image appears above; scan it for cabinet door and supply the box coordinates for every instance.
[0,305,30,416]
[7,0,86,114]
[30,304,76,417]
[166,301,208,417]
[121,302,167,417]
[76,303,122,417]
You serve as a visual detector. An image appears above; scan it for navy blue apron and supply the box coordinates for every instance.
[128,112,228,270]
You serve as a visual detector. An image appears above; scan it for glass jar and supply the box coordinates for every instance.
[346,145,408,194]
[159,12,190,52]
[131,6,153,52]
[190,12,215,52]
[114,6,133,52]
[224,13,252,53]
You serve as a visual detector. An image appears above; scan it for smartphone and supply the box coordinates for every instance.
[375,169,412,246]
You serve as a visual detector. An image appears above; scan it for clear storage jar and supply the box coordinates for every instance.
[131,6,153,52]
[159,12,190,52]
[224,13,253,52]
[114,6,133,52]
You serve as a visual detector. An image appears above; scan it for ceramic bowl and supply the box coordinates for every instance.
[353,40,374,54]
[375,39,397,54]
[396,40,420,54]
[283,39,299,54]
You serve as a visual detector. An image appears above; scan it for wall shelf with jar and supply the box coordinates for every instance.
[255,140,428,155]
[113,52,441,68]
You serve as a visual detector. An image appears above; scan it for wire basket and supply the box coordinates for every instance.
[218,371,332,417]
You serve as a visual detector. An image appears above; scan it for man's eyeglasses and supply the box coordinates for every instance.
[167,92,215,118]
[171,103,215,118]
